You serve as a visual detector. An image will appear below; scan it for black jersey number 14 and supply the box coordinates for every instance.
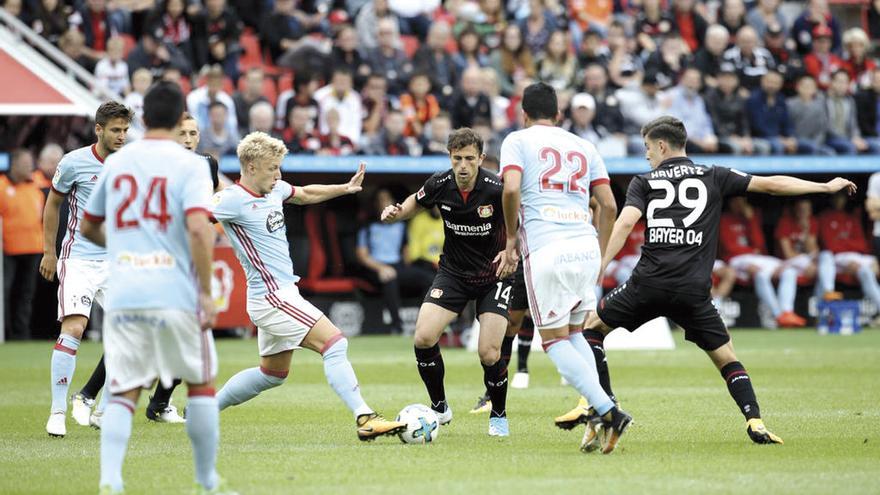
[646,179,707,228]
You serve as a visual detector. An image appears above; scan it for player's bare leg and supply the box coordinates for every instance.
[476,312,511,436]
[47,315,90,437]
[301,316,405,441]
[413,303,459,424]
[706,341,783,445]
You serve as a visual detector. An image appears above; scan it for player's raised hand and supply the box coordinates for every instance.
[381,203,403,223]
[198,292,218,330]
[346,161,366,194]
[826,177,857,196]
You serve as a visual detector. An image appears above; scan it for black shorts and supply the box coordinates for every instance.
[423,270,512,318]
[597,278,730,351]
[509,264,529,312]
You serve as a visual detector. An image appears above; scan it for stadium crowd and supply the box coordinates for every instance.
[3,0,880,158]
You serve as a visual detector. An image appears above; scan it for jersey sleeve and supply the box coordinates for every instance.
[82,170,108,222]
[499,133,524,176]
[415,173,442,209]
[587,147,610,189]
[182,158,214,217]
[623,176,648,213]
[51,155,76,195]
[275,180,295,202]
[715,166,752,197]
[211,188,241,222]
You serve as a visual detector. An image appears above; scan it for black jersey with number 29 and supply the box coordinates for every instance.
[625,157,752,295]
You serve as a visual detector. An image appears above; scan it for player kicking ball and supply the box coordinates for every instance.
[579,116,857,447]
[212,132,405,441]
[495,82,630,454]
[81,81,230,494]
[381,128,513,436]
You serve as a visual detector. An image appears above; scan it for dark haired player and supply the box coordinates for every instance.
[578,115,856,447]
[382,128,513,436]
[41,101,133,437]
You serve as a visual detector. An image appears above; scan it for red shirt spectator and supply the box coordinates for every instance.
[804,24,845,90]
[775,213,818,256]
[616,220,646,259]
[719,209,766,260]
[819,208,869,254]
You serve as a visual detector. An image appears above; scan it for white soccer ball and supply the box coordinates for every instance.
[396,404,440,444]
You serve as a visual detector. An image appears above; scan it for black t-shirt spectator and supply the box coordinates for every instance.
[704,87,750,137]
[450,92,492,129]
[260,11,304,63]
[855,87,880,137]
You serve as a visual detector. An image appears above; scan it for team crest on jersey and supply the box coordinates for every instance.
[52,168,62,186]
[430,288,443,299]
[477,205,493,218]
[81,296,92,307]
[416,187,426,200]
[266,210,284,232]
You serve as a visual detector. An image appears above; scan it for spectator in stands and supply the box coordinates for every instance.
[361,73,392,143]
[635,0,676,53]
[247,101,277,136]
[452,25,489,75]
[712,261,738,313]
[357,187,435,334]
[126,30,192,79]
[329,24,370,90]
[764,22,805,92]
[420,112,452,156]
[230,0,265,31]
[194,0,242,80]
[69,0,126,59]
[841,28,876,90]
[826,70,880,155]
[479,68,511,132]
[407,206,444,275]
[724,25,775,90]
[518,0,558,55]
[35,143,64,187]
[867,171,880,258]
[705,64,766,155]
[774,198,825,298]
[472,117,501,158]
[575,27,610,75]
[563,92,601,145]
[315,68,364,146]
[291,0,328,36]
[694,24,730,89]
[747,70,800,155]
[855,68,880,140]
[187,64,237,132]
[870,0,880,42]
[671,0,708,52]
[454,0,505,49]
[720,196,805,327]
[355,0,394,51]
[617,72,668,153]
[145,0,197,66]
[818,192,880,326]
[31,0,70,45]
[412,22,458,103]
[537,30,576,95]
[123,68,151,141]
[582,63,626,139]
[644,34,691,91]
[365,17,413,96]
[450,66,492,129]
[787,75,834,155]
[283,105,320,154]
[260,0,305,65]
[366,110,414,156]
[718,0,747,36]
[197,100,239,157]
[388,0,434,41]
[316,108,355,156]
[804,24,844,91]
[400,73,439,138]
[0,149,44,340]
[233,67,269,136]
[746,0,788,39]
[95,36,130,97]
[791,0,842,55]
[666,67,721,153]
[490,24,535,97]
[279,72,320,131]
[59,28,96,72]
[568,0,612,38]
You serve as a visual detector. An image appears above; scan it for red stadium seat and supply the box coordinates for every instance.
[277,71,294,93]
[118,34,137,58]
[401,35,419,58]
[239,32,263,71]
[298,208,374,294]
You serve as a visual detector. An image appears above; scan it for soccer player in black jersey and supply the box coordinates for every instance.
[577,116,856,447]
[381,128,513,436]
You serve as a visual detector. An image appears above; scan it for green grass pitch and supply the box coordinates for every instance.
[1,329,878,494]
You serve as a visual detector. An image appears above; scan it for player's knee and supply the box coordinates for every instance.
[413,330,438,349]
[60,320,87,339]
[478,345,500,365]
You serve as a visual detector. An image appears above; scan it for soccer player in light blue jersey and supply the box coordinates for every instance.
[211,132,406,441]
[81,81,231,494]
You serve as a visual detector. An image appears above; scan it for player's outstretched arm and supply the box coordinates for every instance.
[601,206,642,273]
[747,175,857,196]
[187,211,217,330]
[287,162,366,205]
[381,194,422,223]
[39,190,65,281]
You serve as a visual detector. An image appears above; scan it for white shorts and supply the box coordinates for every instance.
[248,284,325,357]
[103,309,217,394]
[833,252,877,271]
[728,254,783,278]
[784,253,815,274]
[57,259,107,321]
[523,235,600,330]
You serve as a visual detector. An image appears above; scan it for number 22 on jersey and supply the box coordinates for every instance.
[538,147,589,194]
[114,175,172,231]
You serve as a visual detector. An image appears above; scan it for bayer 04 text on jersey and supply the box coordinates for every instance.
[647,226,704,246]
